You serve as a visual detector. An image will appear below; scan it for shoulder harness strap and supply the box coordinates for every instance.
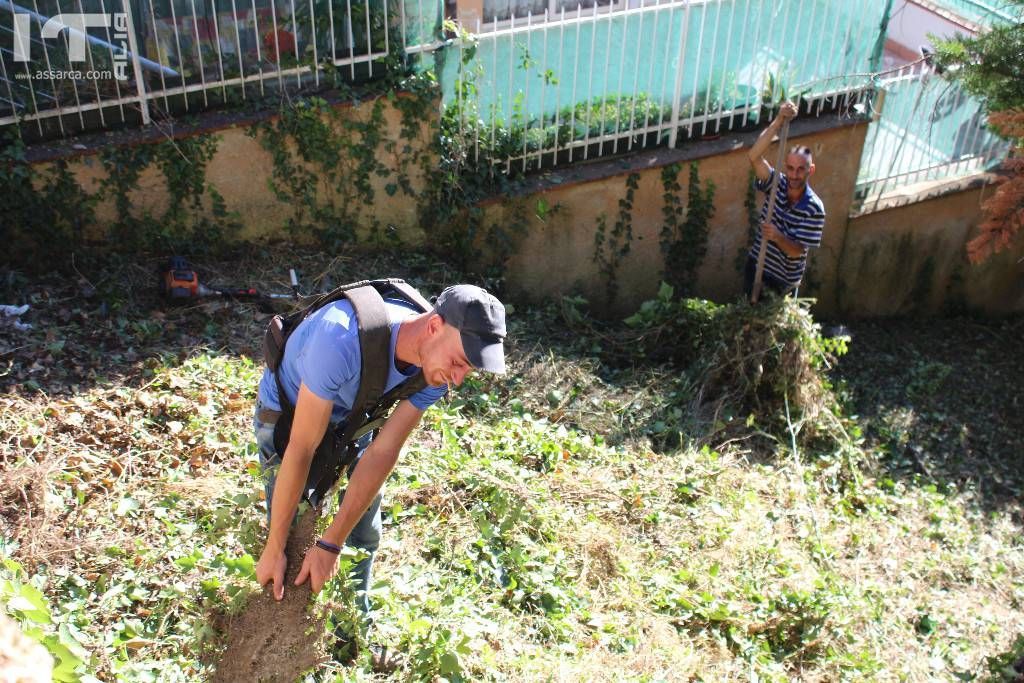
[302,280,432,502]
[272,279,423,416]
[343,284,391,433]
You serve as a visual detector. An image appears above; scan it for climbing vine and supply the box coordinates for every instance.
[99,144,151,243]
[659,161,714,297]
[593,172,640,304]
[99,134,238,253]
[417,24,534,283]
[1,134,96,269]
[679,163,715,291]
[660,163,685,272]
[249,97,383,247]
[154,136,234,248]
[3,132,238,269]
[388,74,441,203]
[245,69,444,251]
[4,76,443,272]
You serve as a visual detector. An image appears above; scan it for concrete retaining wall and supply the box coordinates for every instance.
[495,116,868,317]
[492,115,1021,317]
[841,182,1024,316]
[23,101,1022,318]
[26,93,434,246]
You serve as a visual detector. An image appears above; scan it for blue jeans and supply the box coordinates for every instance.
[254,402,381,615]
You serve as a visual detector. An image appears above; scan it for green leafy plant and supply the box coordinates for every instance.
[621,284,850,447]
[593,172,640,304]
[1,250,1021,682]
[419,23,534,281]
[660,162,715,296]
[0,134,96,271]
[0,558,87,681]
[983,632,1024,682]
[250,96,379,247]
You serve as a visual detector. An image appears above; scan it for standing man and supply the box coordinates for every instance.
[744,102,827,298]
[252,284,506,609]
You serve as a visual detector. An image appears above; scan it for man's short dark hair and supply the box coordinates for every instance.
[789,145,813,164]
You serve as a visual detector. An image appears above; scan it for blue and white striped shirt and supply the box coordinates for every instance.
[748,169,826,288]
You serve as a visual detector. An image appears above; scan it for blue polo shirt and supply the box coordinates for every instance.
[748,169,826,288]
[257,298,447,424]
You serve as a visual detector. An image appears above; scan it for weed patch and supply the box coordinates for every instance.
[0,248,1021,681]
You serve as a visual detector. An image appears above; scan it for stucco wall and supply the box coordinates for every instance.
[493,118,1020,318]
[31,94,434,246]
[887,0,978,53]
[25,100,1020,318]
[841,184,1024,316]
[496,118,868,317]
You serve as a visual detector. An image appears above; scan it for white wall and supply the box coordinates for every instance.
[887,0,977,57]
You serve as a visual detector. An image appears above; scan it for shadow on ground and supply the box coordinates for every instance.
[833,315,1024,515]
[0,247,466,399]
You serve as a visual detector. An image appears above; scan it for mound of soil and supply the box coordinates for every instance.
[213,511,329,683]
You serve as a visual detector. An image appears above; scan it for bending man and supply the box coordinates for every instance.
[252,284,507,609]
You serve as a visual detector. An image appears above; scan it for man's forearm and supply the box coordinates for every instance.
[748,116,782,168]
[321,444,400,546]
[265,445,315,554]
[770,229,806,258]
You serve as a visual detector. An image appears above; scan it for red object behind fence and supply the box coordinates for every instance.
[263,28,296,62]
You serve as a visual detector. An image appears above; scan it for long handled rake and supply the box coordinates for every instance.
[750,117,790,304]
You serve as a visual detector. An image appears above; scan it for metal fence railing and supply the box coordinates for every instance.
[0,0,443,137]
[853,61,1011,205]
[441,0,889,175]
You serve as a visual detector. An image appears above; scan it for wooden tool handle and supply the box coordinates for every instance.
[750,117,790,303]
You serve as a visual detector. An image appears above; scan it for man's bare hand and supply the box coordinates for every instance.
[763,221,782,242]
[763,222,806,257]
[256,548,287,601]
[294,545,340,594]
[776,101,797,124]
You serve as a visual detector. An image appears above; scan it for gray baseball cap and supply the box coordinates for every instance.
[435,284,506,374]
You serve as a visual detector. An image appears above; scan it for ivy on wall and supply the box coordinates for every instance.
[1,135,97,267]
[1,73,441,272]
[242,72,526,282]
[98,134,238,253]
[248,96,387,247]
[592,165,716,306]
[660,163,685,276]
[660,162,715,297]
[155,136,235,249]
[2,132,238,269]
[415,29,536,285]
[593,172,640,305]
[246,73,438,251]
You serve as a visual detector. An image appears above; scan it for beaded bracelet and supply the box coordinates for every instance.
[315,539,341,554]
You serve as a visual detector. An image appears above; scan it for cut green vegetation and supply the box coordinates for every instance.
[1,248,1021,682]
